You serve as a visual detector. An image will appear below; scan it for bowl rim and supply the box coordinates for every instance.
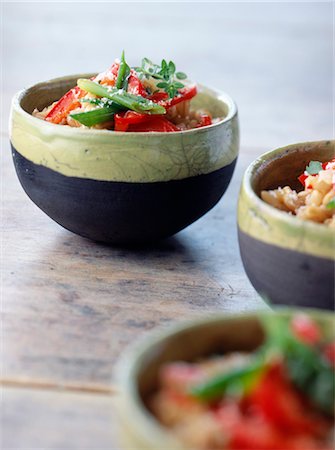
[11,73,238,137]
[114,308,334,448]
[241,140,335,236]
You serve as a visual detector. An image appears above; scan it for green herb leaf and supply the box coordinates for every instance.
[168,61,176,75]
[260,315,335,416]
[133,58,188,99]
[326,197,335,209]
[306,160,323,175]
[156,82,168,88]
[176,72,187,80]
[173,81,185,89]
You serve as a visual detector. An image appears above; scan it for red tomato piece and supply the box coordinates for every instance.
[114,111,150,132]
[229,417,289,450]
[127,70,146,96]
[215,400,322,450]
[196,113,212,128]
[298,173,308,187]
[45,86,84,124]
[323,158,335,170]
[229,420,328,450]
[168,84,197,107]
[127,116,179,132]
[291,314,321,345]
[151,85,197,108]
[323,342,335,366]
[148,91,169,103]
[249,363,327,436]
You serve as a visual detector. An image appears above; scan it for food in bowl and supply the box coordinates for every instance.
[150,314,334,450]
[237,140,334,308]
[261,158,335,226]
[33,51,216,132]
[10,64,238,243]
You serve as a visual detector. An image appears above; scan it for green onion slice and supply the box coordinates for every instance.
[77,79,166,115]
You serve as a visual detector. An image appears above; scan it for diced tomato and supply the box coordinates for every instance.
[229,417,292,449]
[323,158,335,170]
[148,91,169,103]
[323,342,335,366]
[248,363,328,436]
[299,159,335,188]
[168,84,197,107]
[127,116,179,132]
[196,113,212,128]
[298,173,308,187]
[291,314,321,345]
[115,111,180,132]
[114,111,150,132]
[151,84,197,109]
[215,400,323,450]
[127,70,146,96]
[229,419,327,450]
[45,86,84,124]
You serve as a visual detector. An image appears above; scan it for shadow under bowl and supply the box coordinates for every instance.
[238,140,335,309]
[115,309,334,449]
[10,74,239,245]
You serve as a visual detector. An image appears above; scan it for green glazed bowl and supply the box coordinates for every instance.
[114,309,334,449]
[9,74,239,244]
[238,140,335,309]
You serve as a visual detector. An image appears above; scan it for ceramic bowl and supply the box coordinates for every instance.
[9,74,239,244]
[238,140,335,309]
[115,309,334,449]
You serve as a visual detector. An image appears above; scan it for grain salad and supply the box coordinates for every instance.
[151,314,335,450]
[261,159,335,227]
[33,52,217,132]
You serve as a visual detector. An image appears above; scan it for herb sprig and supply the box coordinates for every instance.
[261,316,334,416]
[190,315,334,417]
[305,160,323,175]
[135,58,188,98]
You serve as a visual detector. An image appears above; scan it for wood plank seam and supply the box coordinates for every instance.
[0,377,117,396]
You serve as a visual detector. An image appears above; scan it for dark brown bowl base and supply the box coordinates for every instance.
[238,228,335,310]
[12,145,236,245]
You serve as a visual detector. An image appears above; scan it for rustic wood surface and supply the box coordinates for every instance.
[1,2,333,449]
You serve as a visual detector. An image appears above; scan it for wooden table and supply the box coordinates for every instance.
[1,2,332,448]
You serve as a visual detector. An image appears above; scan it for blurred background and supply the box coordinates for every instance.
[2,1,333,149]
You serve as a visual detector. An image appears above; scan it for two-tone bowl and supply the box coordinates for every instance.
[238,140,334,309]
[10,75,239,245]
[115,309,334,449]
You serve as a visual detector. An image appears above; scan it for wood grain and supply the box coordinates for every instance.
[2,387,117,449]
[2,136,262,389]
[1,2,332,448]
